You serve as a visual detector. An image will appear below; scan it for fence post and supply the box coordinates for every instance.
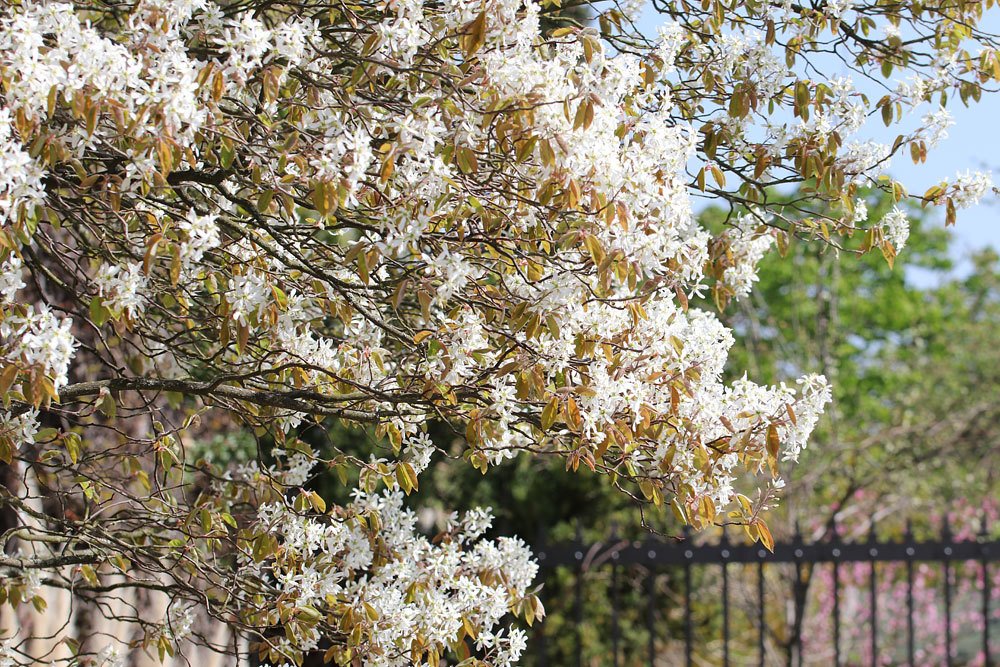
[574,519,583,667]
[831,518,842,667]
[646,540,657,667]
[943,515,954,667]
[982,514,992,667]
[534,525,548,667]
[758,546,767,667]
[720,529,731,667]
[610,523,620,667]
[868,520,879,667]
[791,521,806,667]
[905,519,916,667]
[683,525,693,667]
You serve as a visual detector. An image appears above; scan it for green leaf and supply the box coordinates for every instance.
[90,296,108,327]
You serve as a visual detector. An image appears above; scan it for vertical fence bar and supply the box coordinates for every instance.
[611,525,620,667]
[944,516,954,667]
[944,559,954,666]
[574,568,583,667]
[832,557,841,666]
[869,523,878,667]
[612,559,620,667]
[758,553,766,667]
[721,531,731,667]
[535,529,548,667]
[793,559,805,667]
[905,520,916,667]
[983,516,992,667]
[646,563,656,667]
[722,561,730,666]
[984,557,992,667]
[869,560,878,664]
[982,560,993,667]
[792,522,805,667]
[831,520,842,667]
[684,526,693,667]
[574,522,583,667]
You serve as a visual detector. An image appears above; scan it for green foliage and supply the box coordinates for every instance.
[717,191,1000,526]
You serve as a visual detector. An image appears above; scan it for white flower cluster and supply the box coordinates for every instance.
[95,644,125,667]
[0,3,145,122]
[227,272,270,327]
[0,641,14,667]
[0,254,25,302]
[792,77,867,145]
[950,170,994,209]
[711,30,790,102]
[0,109,45,226]
[178,209,221,273]
[880,206,910,251]
[162,603,197,643]
[922,107,955,148]
[18,564,42,600]
[721,214,776,299]
[95,262,148,318]
[0,233,76,401]
[244,490,537,666]
[0,409,39,451]
[852,197,869,224]
[309,124,375,194]
[403,430,435,475]
[838,140,893,184]
[0,0,319,141]
[0,237,74,394]
[270,449,316,487]
[824,0,856,21]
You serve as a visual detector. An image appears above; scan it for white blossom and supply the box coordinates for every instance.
[94,262,148,318]
[178,209,221,271]
[0,409,39,450]
[922,107,954,147]
[838,141,892,183]
[721,212,775,299]
[0,254,25,303]
[227,272,270,326]
[950,169,994,209]
[881,206,910,251]
[96,644,125,667]
[244,488,537,665]
[0,109,45,226]
[4,305,76,392]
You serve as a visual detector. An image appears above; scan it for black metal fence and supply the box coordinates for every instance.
[527,521,1000,667]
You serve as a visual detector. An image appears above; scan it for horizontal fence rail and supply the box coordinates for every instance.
[529,522,1000,667]
[536,537,1000,567]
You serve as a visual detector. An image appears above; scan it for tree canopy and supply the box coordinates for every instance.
[0,0,997,664]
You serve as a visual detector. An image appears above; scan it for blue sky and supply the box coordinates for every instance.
[633,5,1000,270]
[884,93,1000,259]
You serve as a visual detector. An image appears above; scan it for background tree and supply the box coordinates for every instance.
[721,196,1000,533]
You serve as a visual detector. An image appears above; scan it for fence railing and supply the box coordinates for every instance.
[528,521,1000,667]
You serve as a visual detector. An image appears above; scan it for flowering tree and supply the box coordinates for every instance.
[0,0,996,664]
